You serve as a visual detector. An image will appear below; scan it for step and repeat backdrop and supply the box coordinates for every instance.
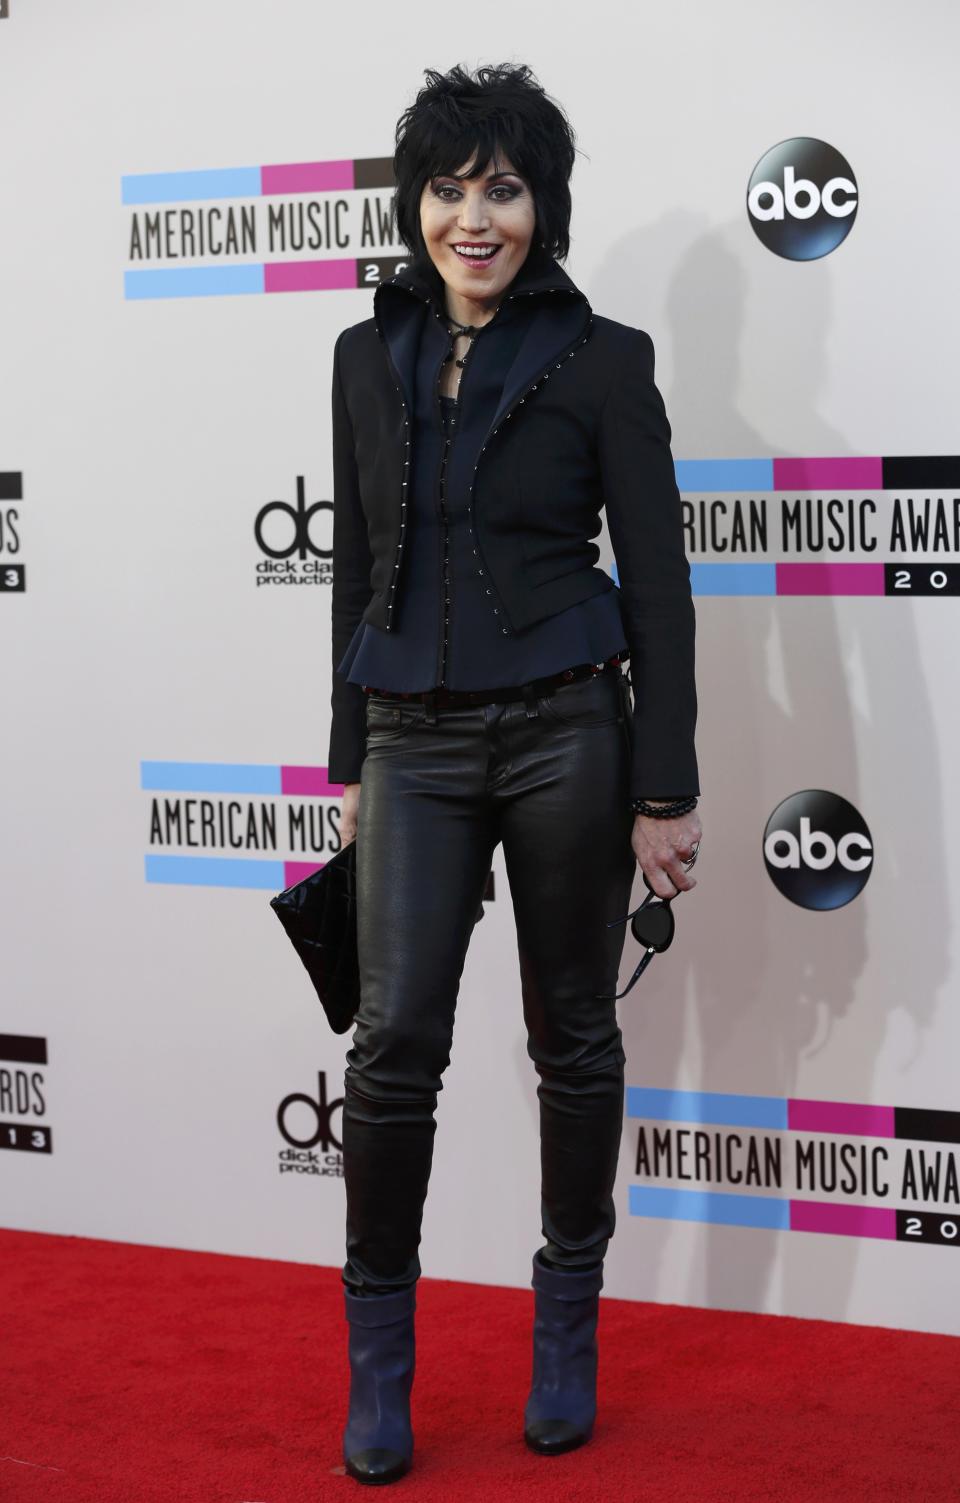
[2,2,958,1336]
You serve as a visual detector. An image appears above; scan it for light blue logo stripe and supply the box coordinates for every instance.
[609,560,776,597]
[691,562,776,595]
[145,854,285,888]
[125,265,265,299]
[626,1088,788,1129]
[121,167,262,204]
[674,459,775,492]
[629,1185,790,1229]
[141,761,281,793]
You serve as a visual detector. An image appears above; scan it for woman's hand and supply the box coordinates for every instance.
[340,781,362,846]
[631,806,702,900]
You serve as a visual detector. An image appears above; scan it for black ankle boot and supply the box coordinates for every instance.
[524,1250,604,1456]
[343,1284,416,1484]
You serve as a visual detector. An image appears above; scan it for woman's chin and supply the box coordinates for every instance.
[442,249,517,300]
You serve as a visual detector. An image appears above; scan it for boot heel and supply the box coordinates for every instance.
[343,1284,416,1484]
[524,1251,604,1456]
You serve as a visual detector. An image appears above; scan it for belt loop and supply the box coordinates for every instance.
[520,681,540,719]
[423,687,438,725]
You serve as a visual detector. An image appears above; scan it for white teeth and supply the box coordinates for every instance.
[454,245,498,258]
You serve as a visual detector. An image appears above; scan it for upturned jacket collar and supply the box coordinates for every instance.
[384,240,585,306]
[373,245,593,436]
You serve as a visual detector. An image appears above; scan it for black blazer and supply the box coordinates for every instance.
[328,245,699,799]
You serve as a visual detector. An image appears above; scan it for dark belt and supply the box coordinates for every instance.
[361,652,628,710]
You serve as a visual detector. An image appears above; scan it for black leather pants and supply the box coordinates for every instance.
[341,667,638,1296]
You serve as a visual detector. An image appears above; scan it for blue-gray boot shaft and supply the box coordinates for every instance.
[524,1252,604,1455]
[343,1284,416,1484]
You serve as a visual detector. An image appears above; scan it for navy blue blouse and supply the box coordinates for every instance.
[337,295,629,692]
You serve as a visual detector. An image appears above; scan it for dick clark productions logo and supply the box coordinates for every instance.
[763,790,873,910]
[747,138,858,261]
[276,1070,344,1178]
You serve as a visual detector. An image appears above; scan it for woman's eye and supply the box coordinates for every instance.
[433,184,521,203]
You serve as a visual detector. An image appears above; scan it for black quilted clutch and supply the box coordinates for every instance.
[269,841,360,1034]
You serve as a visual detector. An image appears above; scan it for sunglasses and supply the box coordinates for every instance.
[596,844,699,1000]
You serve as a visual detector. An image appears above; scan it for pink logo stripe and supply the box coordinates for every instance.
[264,259,358,293]
[281,765,344,797]
[774,456,883,490]
[777,563,885,596]
[283,859,326,886]
[791,1200,896,1239]
[789,1099,895,1138]
[261,160,355,195]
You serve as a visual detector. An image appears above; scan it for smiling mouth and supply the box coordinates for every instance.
[450,243,502,264]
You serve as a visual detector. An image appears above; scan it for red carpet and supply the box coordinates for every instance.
[1,1228,956,1502]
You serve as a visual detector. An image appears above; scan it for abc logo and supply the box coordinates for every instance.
[747,138,858,261]
[763,790,873,910]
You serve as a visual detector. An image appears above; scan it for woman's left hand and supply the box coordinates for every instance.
[631,808,702,900]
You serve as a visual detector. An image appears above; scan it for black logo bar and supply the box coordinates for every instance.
[884,564,960,597]
[353,158,395,190]
[896,1209,960,1248]
[881,456,960,490]
[1,1123,53,1154]
[0,1034,48,1064]
[895,1107,960,1146]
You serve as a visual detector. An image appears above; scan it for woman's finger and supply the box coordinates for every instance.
[645,863,681,900]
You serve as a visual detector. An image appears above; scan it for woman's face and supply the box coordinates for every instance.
[418,149,537,307]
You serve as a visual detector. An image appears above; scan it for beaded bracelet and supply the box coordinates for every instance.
[631,795,699,819]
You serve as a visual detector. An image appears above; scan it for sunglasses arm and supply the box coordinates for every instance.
[595,945,656,1000]
[606,891,658,930]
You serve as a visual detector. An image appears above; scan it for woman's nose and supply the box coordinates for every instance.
[458,193,490,233]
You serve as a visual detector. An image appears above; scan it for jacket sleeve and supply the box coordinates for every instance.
[327,328,373,785]
[598,327,700,798]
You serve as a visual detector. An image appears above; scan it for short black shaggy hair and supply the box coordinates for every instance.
[392,62,578,282]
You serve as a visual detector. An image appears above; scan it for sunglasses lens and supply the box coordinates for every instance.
[631,901,675,952]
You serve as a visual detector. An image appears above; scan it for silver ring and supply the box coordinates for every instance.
[680,842,700,869]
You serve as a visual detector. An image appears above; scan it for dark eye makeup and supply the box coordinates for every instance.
[429,177,525,202]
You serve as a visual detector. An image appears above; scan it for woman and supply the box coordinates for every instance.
[327,62,702,1485]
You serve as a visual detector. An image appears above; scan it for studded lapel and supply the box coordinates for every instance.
[483,293,590,437]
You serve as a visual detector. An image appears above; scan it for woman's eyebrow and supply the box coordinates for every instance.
[433,169,523,183]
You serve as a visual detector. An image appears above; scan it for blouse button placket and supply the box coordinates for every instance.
[384,368,412,628]
[379,286,593,639]
[440,442,451,678]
